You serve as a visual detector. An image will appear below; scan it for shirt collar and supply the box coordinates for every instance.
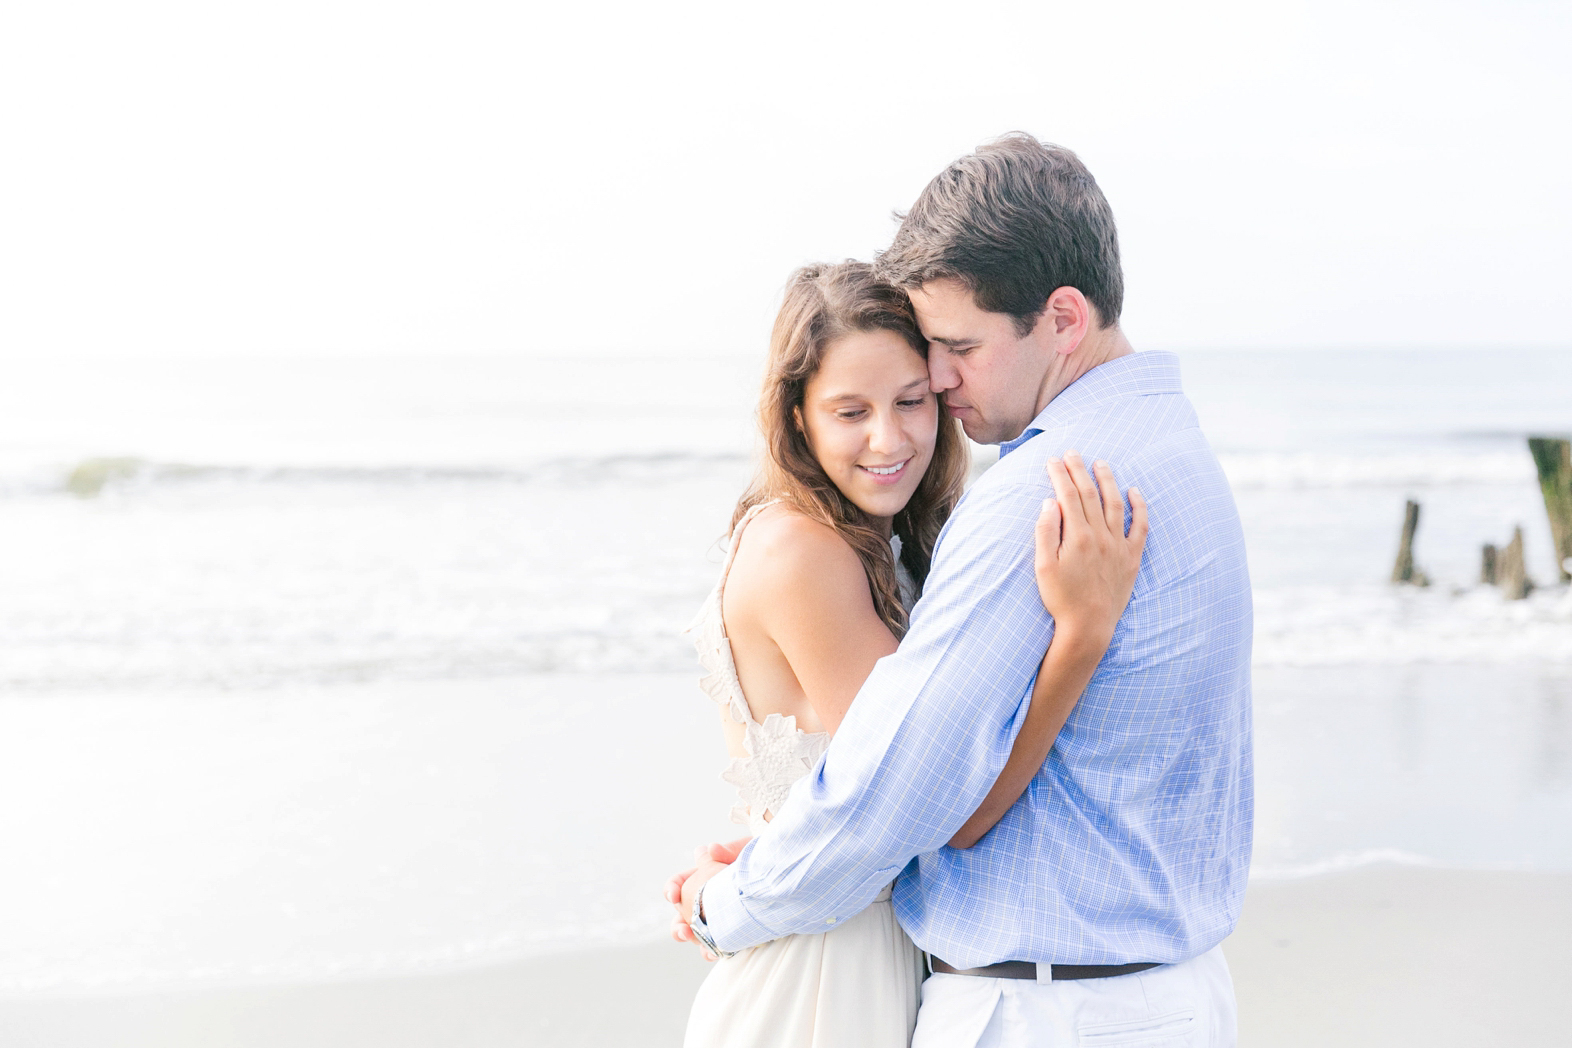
[997,351,1182,458]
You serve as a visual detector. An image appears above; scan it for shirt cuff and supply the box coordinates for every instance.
[698,862,778,955]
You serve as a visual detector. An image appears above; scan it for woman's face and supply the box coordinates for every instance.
[799,329,938,529]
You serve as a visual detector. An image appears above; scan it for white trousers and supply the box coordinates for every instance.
[910,946,1236,1048]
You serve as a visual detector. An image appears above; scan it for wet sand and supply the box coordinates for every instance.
[1226,866,1570,1046]
[2,865,1567,1047]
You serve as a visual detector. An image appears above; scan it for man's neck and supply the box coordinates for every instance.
[1034,324,1135,417]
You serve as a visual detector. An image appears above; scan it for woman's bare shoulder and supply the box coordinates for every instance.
[726,504,868,609]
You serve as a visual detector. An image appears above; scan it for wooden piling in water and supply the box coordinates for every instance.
[1498,525,1532,600]
[1527,436,1572,584]
[1391,499,1428,586]
[1481,544,1498,586]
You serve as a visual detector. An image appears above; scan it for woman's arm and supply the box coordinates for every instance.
[949,452,1148,849]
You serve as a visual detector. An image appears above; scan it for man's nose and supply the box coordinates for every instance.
[928,353,959,393]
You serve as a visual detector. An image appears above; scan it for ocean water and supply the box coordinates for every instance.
[3,349,1570,693]
[1,347,1570,990]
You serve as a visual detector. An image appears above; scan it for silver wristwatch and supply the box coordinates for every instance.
[689,885,737,959]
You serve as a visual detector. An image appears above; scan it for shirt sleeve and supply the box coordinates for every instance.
[700,470,1056,952]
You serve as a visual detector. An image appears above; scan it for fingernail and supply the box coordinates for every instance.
[1041,498,1055,512]
[1095,459,1107,469]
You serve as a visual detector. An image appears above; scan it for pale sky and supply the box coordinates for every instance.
[1,0,1567,358]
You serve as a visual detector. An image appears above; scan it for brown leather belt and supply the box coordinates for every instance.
[930,957,1160,981]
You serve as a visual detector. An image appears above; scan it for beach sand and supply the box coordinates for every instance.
[1227,866,1570,1046]
[2,865,1566,1047]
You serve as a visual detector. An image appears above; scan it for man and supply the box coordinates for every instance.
[677,134,1252,1045]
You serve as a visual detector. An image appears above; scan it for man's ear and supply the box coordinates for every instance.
[1033,287,1092,356]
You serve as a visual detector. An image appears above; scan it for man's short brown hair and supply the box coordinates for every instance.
[875,134,1123,334]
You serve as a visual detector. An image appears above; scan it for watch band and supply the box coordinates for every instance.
[689,885,737,959]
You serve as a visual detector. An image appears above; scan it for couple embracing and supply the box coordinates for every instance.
[666,135,1252,1048]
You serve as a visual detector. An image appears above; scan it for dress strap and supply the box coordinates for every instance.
[720,499,782,587]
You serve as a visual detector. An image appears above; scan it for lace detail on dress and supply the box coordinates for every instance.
[686,503,914,834]
[721,713,830,828]
[690,595,752,732]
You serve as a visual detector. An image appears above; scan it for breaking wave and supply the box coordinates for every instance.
[1217,450,1535,489]
[0,452,752,499]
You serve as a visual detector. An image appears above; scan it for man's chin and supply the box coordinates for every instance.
[960,418,1000,445]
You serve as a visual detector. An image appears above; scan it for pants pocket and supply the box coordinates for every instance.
[1077,1008,1195,1047]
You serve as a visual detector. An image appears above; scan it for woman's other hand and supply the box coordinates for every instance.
[1034,451,1148,649]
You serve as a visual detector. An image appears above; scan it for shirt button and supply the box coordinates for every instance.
[825,918,837,924]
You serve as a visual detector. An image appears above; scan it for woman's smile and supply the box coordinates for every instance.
[858,457,913,485]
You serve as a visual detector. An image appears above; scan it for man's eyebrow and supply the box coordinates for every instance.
[929,336,981,347]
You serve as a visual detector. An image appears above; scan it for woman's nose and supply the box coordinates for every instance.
[868,412,903,454]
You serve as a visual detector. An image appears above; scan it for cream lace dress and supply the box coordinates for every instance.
[682,502,923,1048]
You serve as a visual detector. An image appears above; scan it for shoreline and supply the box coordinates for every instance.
[2,865,1567,1048]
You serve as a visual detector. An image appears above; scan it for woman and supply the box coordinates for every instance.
[674,262,1147,1047]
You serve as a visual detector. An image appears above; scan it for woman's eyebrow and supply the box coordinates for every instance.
[820,379,926,404]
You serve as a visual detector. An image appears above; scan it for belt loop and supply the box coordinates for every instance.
[924,952,934,978]
[1035,962,1053,985]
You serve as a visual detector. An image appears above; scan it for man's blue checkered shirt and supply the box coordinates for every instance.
[702,351,1254,967]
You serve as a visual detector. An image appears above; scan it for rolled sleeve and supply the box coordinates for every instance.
[699,863,778,954]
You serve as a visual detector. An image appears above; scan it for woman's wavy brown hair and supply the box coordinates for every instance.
[731,261,969,637]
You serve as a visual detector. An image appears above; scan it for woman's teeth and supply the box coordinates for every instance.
[863,461,906,476]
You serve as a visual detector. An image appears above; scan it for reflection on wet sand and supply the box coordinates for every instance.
[1252,662,1572,876]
